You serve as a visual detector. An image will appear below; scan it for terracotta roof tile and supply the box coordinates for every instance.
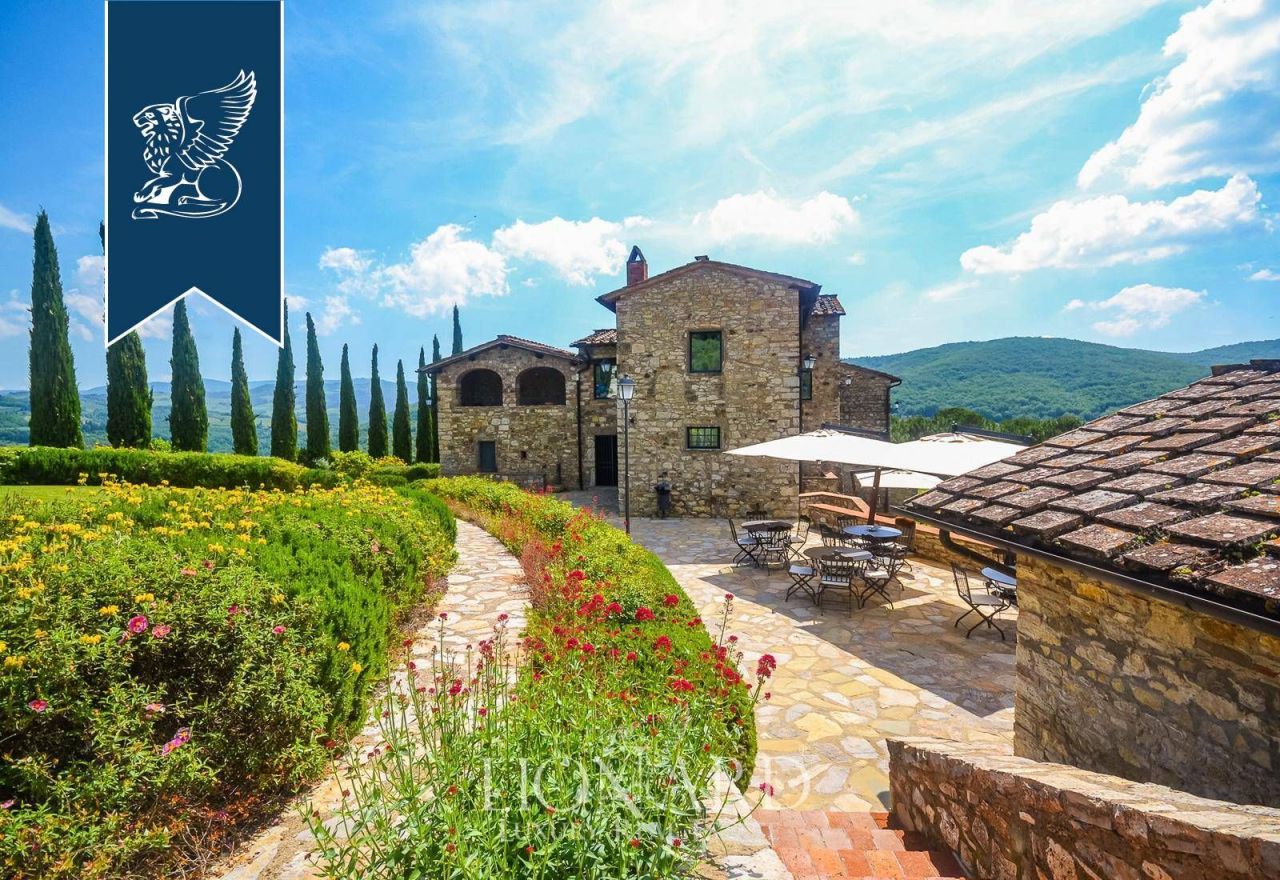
[966,461,1025,480]
[906,490,953,509]
[1145,453,1232,478]
[1059,524,1139,557]
[1098,472,1181,496]
[811,294,846,316]
[571,328,618,346]
[1051,489,1137,515]
[1097,502,1191,531]
[1165,513,1276,547]
[902,361,1280,619]
[1010,509,1083,539]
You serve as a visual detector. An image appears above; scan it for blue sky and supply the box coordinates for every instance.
[0,0,1277,390]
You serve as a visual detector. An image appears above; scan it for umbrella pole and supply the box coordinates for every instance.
[867,467,882,524]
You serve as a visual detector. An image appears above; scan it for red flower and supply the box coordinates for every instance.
[654,635,672,652]
[150,624,171,639]
[27,699,48,713]
[756,654,777,680]
[127,615,149,634]
[663,594,679,607]
[669,678,695,693]
[625,651,638,662]
[272,625,286,635]
[635,607,655,621]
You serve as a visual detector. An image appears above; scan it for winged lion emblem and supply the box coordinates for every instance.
[131,70,257,220]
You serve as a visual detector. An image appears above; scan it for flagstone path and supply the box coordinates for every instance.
[213,520,527,880]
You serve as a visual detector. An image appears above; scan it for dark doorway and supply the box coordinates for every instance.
[594,435,618,486]
[477,440,497,473]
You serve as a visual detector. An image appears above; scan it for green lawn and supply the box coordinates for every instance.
[0,485,100,502]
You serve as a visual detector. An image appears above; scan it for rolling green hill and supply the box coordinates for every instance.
[0,378,399,452]
[850,337,1280,421]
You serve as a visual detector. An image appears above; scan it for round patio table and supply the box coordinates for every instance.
[743,519,792,533]
[843,524,902,542]
[982,566,1018,605]
[804,546,873,563]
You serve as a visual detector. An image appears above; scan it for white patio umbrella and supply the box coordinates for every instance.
[854,469,941,490]
[894,432,1025,476]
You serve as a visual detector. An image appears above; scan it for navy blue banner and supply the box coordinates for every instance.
[105,0,283,345]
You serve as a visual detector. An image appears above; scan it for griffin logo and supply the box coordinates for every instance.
[131,70,257,220]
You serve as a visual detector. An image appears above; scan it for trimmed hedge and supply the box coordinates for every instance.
[0,446,309,490]
[0,479,456,878]
[426,476,757,779]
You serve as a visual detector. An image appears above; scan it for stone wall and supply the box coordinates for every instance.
[614,265,801,518]
[435,345,580,487]
[888,736,1280,880]
[1014,554,1280,808]
[837,364,893,436]
[576,342,619,490]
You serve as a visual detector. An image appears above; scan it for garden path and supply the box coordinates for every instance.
[212,520,527,880]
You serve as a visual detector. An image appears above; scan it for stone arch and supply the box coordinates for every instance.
[516,366,567,406]
[458,368,503,406]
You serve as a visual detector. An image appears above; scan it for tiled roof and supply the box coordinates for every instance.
[422,334,581,372]
[572,328,618,346]
[597,258,820,310]
[904,360,1280,619]
[811,294,845,316]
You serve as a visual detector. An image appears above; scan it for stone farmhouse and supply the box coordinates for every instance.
[425,248,899,517]
[894,361,1280,876]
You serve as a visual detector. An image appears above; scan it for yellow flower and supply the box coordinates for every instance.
[350,662,363,674]
[80,634,102,645]
[4,655,24,668]
[270,593,285,605]
[337,641,350,652]
[33,629,47,640]
[135,592,156,603]
[0,641,7,654]
[99,605,119,616]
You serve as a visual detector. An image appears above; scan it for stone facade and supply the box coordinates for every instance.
[1014,554,1280,808]
[429,254,897,517]
[433,341,581,487]
[889,736,1280,880]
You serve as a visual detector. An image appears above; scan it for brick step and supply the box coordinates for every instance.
[755,810,965,880]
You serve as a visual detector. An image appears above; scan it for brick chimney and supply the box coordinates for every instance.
[626,246,647,286]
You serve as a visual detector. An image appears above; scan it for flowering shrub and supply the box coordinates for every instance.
[0,445,311,490]
[308,477,765,878]
[0,478,456,878]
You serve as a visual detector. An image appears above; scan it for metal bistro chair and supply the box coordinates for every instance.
[818,523,843,548]
[755,526,792,570]
[817,554,861,615]
[889,519,918,576]
[786,556,817,604]
[872,542,910,586]
[727,518,760,567]
[952,565,1012,640]
[786,516,811,562]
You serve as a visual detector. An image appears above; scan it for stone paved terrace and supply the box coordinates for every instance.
[560,490,1018,812]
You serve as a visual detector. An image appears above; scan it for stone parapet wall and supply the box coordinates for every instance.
[888,736,1280,880]
[1014,555,1280,807]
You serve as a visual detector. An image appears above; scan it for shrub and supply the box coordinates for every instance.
[0,446,307,490]
[330,449,374,478]
[368,472,408,487]
[0,479,456,878]
[309,476,767,878]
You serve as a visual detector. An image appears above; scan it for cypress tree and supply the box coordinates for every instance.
[368,344,388,458]
[304,312,330,462]
[432,334,442,364]
[230,328,258,455]
[270,304,297,460]
[451,305,463,355]
[28,210,83,448]
[106,333,151,447]
[168,298,208,451]
[430,334,442,461]
[392,359,412,462]
[415,347,431,463]
[338,343,359,452]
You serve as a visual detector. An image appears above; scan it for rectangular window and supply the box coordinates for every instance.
[686,426,721,450]
[593,358,616,399]
[477,440,497,473]
[801,368,813,401]
[688,330,723,373]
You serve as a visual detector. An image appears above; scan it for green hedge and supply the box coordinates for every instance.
[426,476,757,779]
[0,446,310,490]
[0,480,456,878]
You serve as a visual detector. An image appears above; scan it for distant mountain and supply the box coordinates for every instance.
[0,378,400,452]
[849,337,1280,421]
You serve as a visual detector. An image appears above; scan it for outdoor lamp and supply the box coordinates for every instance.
[617,375,636,401]
[803,353,817,371]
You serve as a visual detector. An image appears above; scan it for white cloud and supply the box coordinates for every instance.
[379,225,509,318]
[318,247,371,273]
[923,279,978,302]
[315,295,360,335]
[1069,283,1205,336]
[0,294,28,338]
[1079,0,1280,190]
[492,216,648,285]
[695,191,858,246]
[960,174,1261,274]
[1249,268,1280,281]
[0,203,30,235]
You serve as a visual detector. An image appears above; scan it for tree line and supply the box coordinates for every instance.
[25,210,466,462]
